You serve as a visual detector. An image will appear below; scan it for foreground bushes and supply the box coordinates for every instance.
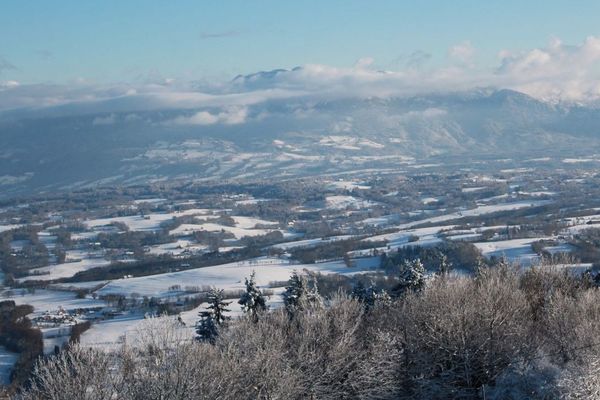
[18,266,600,399]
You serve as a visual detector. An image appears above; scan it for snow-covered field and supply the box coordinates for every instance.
[271,235,354,250]
[79,289,289,351]
[171,222,272,239]
[85,208,215,232]
[146,239,208,256]
[361,200,550,230]
[20,250,110,282]
[364,225,452,250]
[0,224,22,234]
[169,215,279,239]
[327,180,371,190]
[79,313,148,350]
[6,289,106,317]
[97,256,379,298]
[473,238,552,266]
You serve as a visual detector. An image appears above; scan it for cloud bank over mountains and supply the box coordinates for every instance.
[2,37,600,123]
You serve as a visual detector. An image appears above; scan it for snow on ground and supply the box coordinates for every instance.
[86,214,174,232]
[327,180,371,190]
[169,222,216,236]
[364,225,452,250]
[38,230,57,250]
[171,222,273,239]
[81,286,286,351]
[421,197,439,205]
[0,224,22,234]
[446,233,482,241]
[395,200,551,230]
[96,256,379,298]
[234,197,272,206]
[561,213,600,234]
[562,158,596,163]
[146,239,208,256]
[41,327,73,355]
[462,187,486,193]
[132,198,167,204]
[319,135,361,150]
[71,230,104,241]
[230,216,278,229]
[4,289,106,316]
[326,195,377,210]
[19,249,109,282]
[564,224,600,234]
[178,287,286,327]
[79,313,147,350]
[0,346,18,385]
[518,191,555,197]
[361,215,399,227]
[545,243,576,254]
[85,209,214,232]
[478,194,511,203]
[271,235,355,251]
[361,201,547,231]
[170,215,279,238]
[473,238,552,266]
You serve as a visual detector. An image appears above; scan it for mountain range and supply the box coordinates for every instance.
[1,83,599,196]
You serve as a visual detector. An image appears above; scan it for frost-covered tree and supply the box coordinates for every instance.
[283,271,304,314]
[351,281,368,301]
[438,254,452,276]
[283,271,322,316]
[207,288,231,326]
[395,258,426,295]
[238,271,267,322]
[352,281,391,310]
[195,310,218,343]
[196,288,231,343]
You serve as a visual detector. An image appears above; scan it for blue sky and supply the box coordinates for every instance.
[2,0,600,84]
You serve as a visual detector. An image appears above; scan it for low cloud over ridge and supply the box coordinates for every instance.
[3,37,600,123]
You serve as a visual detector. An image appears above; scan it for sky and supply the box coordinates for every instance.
[2,1,600,83]
[2,1,600,110]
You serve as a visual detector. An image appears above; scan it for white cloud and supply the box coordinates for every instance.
[448,41,475,62]
[0,80,19,90]
[3,36,600,119]
[169,107,249,126]
[495,36,600,102]
[355,57,375,69]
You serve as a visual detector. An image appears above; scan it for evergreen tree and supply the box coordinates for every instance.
[283,271,322,316]
[352,281,391,310]
[351,281,368,302]
[238,271,267,322]
[283,271,304,315]
[207,288,231,326]
[195,310,218,343]
[395,258,426,295]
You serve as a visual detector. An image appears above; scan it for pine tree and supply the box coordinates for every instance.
[283,271,304,315]
[366,287,391,309]
[195,310,218,343]
[395,258,426,295]
[207,288,231,326]
[351,281,368,302]
[238,271,267,322]
[283,271,322,316]
[352,281,391,310]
